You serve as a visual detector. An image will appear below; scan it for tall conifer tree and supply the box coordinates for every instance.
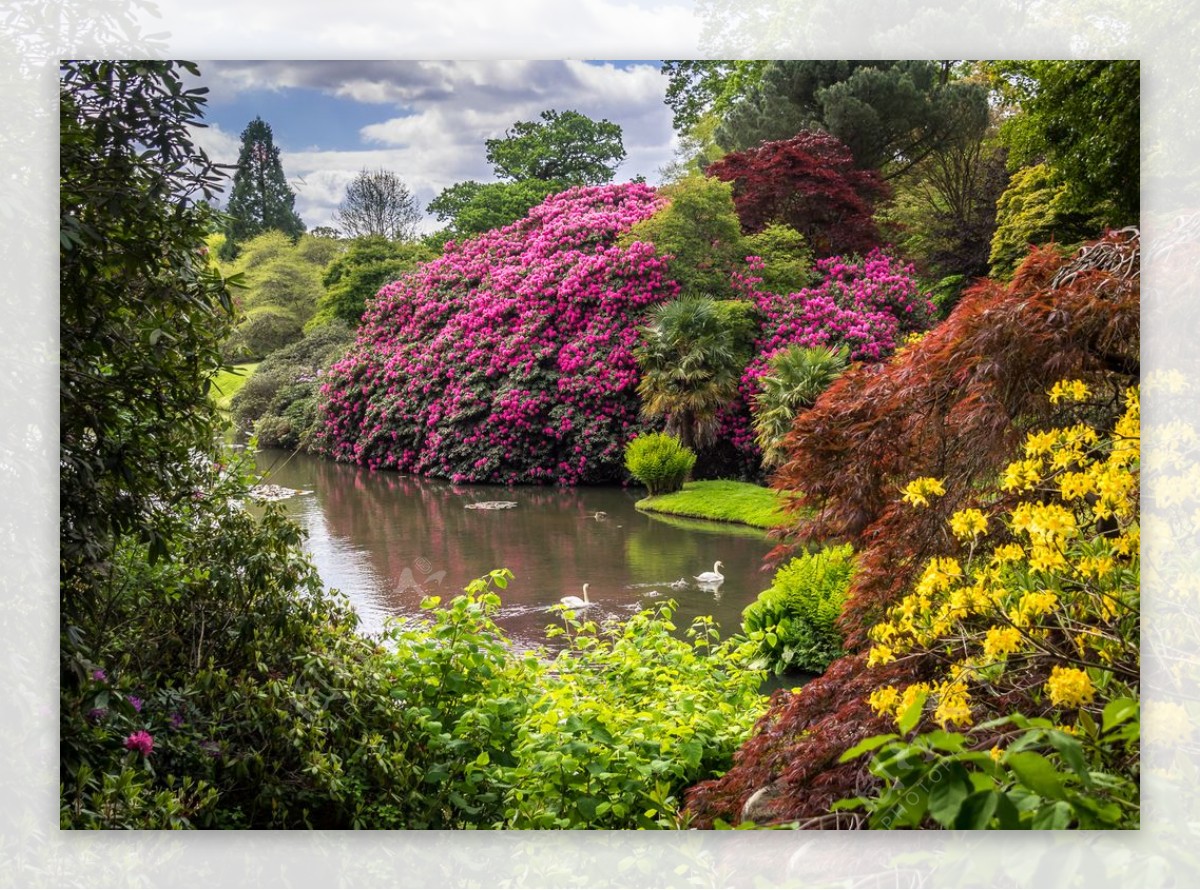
[222,116,304,258]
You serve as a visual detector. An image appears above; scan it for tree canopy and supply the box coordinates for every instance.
[706,131,888,256]
[701,61,989,180]
[485,108,627,186]
[991,60,1139,227]
[427,178,561,241]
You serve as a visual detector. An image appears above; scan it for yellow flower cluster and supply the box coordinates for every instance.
[865,382,1139,733]
[949,508,988,540]
[1044,666,1095,708]
[1049,379,1091,404]
[902,476,946,508]
[982,626,1023,659]
[1002,459,1043,492]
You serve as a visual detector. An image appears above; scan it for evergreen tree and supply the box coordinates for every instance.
[222,116,304,258]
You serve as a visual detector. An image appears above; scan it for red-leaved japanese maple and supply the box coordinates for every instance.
[706,132,889,257]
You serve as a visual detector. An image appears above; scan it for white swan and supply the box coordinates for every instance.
[560,583,591,609]
[694,561,725,584]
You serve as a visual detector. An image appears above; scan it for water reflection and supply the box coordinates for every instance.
[254,449,777,648]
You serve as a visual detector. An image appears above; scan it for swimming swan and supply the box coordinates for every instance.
[560,583,591,608]
[694,561,725,584]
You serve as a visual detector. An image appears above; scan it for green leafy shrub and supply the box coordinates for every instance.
[624,432,697,495]
[742,223,814,295]
[987,163,1085,278]
[499,603,766,829]
[61,455,424,829]
[835,699,1140,829]
[620,174,745,296]
[379,574,766,829]
[307,236,436,331]
[230,321,354,448]
[741,544,856,674]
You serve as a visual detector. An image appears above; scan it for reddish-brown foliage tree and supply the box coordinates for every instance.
[683,229,1140,827]
[706,132,889,257]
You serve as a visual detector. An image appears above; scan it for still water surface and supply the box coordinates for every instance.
[254,449,778,649]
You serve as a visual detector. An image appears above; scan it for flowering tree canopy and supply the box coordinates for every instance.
[317,183,676,484]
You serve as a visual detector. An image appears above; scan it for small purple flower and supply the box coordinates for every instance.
[91,669,106,682]
[124,730,154,756]
[169,712,184,730]
[87,707,108,723]
[128,695,143,713]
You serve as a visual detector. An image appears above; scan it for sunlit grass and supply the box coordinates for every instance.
[636,479,792,530]
[210,363,259,412]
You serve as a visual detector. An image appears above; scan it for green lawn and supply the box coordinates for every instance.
[636,479,793,530]
[210,363,259,411]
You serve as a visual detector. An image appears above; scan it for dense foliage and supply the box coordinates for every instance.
[59,61,408,830]
[426,179,563,242]
[307,236,436,330]
[60,59,232,585]
[317,183,676,484]
[230,321,356,450]
[707,132,889,257]
[219,230,343,361]
[742,544,856,675]
[683,232,1140,828]
[695,61,988,178]
[991,60,1139,227]
[485,109,627,186]
[987,163,1087,279]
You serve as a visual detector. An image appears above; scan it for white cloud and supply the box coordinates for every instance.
[198,60,679,233]
[190,122,242,166]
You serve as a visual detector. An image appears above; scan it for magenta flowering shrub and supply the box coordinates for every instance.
[317,184,676,484]
[718,250,936,459]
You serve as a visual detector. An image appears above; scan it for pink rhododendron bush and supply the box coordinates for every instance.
[720,250,937,457]
[317,184,676,484]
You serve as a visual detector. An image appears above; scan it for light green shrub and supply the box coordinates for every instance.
[624,432,697,495]
[741,543,856,674]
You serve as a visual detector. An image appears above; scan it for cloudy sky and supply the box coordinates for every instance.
[188,60,680,234]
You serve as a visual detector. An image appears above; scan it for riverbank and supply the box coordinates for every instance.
[636,479,791,530]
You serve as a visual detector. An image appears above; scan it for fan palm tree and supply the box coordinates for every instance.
[635,295,745,451]
[753,344,850,467]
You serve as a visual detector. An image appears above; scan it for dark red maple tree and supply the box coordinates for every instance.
[706,132,889,258]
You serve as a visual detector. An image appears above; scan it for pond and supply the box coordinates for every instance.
[252,449,780,650]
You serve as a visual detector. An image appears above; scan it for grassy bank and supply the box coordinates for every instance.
[210,363,259,412]
[636,479,791,530]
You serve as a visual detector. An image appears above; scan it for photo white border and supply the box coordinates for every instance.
[6,0,1193,885]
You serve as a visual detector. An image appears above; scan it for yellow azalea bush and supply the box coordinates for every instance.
[866,380,1139,733]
